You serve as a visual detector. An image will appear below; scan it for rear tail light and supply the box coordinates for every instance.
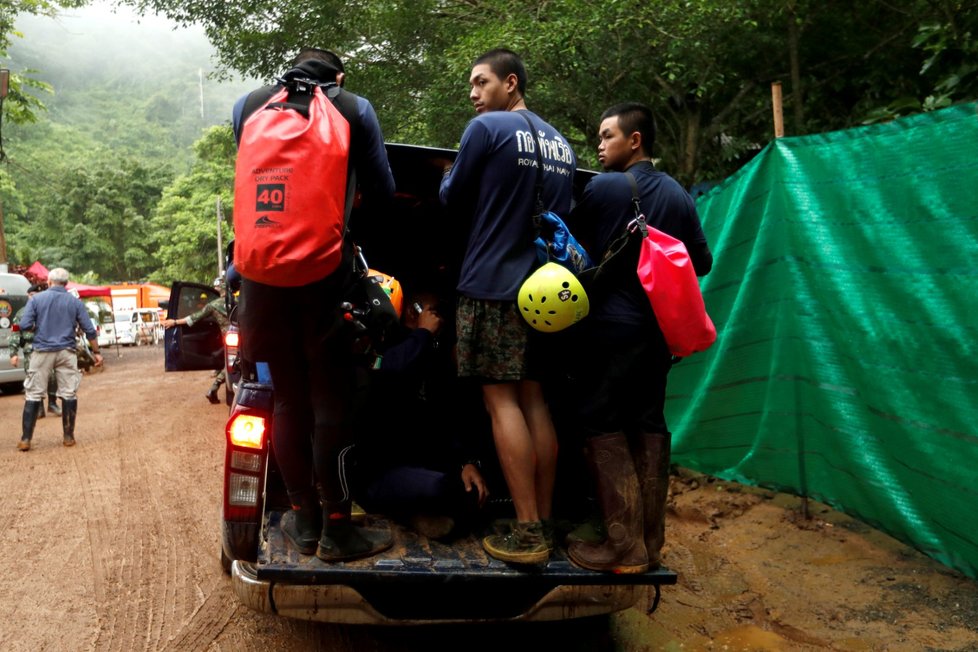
[225,331,239,348]
[224,406,270,521]
[228,473,261,507]
[228,414,264,448]
[11,324,19,333]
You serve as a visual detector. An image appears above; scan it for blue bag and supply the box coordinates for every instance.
[534,210,594,274]
[517,111,593,275]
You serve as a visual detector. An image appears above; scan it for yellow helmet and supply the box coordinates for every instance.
[367,268,403,318]
[518,262,589,333]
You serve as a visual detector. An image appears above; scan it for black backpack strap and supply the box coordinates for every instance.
[516,110,546,220]
[624,171,649,237]
[241,85,278,124]
[583,172,647,298]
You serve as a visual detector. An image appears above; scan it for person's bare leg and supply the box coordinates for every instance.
[518,380,557,520]
[483,382,539,522]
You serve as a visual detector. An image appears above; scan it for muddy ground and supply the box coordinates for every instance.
[1,345,975,651]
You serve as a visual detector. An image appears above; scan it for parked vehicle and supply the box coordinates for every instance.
[112,311,136,346]
[85,297,117,348]
[132,308,164,345]
[165,144,677,624]
[0,272,30,393]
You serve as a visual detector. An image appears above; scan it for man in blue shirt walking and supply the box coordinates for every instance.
[17,267,104,451]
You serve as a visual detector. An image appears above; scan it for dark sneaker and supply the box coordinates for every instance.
[281,509,320,555]
[48,402,62,416]
[205,388,220,404]
[63,434,76,447]
[316,523,393,562]
[483,520,549,565]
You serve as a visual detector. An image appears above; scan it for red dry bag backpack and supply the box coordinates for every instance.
[593,172,716,357]
[234,81,351,287]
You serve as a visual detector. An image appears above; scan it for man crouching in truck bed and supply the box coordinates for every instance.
[231,46,395,562]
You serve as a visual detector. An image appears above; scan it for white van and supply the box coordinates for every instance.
[132,308,163,345]
[114,308,163,346]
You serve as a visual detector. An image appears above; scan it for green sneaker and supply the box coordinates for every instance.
[350,501,367,524]
[483,520,549,565]
[541,518,556,552]
[565,518,606,545]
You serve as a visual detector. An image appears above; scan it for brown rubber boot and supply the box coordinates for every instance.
[567,432,649,574]
[631,431,671,569]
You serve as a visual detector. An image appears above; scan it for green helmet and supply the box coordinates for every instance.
[518,262,589,333]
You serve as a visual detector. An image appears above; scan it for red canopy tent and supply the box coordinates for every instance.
[25,262,111,298]
[26,261,49,284]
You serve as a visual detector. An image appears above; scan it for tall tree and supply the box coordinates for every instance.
[118,0,977,185]
[149,124,235,284]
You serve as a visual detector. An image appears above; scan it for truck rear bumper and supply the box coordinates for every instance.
[232,560,655,624]
[230,512,676,624]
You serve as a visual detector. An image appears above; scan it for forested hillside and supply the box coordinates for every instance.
[1,4,254,284]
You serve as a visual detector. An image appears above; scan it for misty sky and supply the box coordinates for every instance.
[10,1,253,86]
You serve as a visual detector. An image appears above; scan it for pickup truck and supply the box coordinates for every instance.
[166,144,677,624]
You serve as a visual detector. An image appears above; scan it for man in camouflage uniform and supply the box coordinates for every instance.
[8,284,61,418]
[162,278,229,404]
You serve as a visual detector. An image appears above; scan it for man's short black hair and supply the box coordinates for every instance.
[293,47,345,74]
[474,48,527,95]
[601,102,657,157]
[28,283,45,293]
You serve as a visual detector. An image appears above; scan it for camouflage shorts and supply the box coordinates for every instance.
[455,297,531,381]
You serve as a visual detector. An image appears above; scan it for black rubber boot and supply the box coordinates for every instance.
[62,398,78,447]
[19,400,42,451]
[48,395,61,416]
[205,384,220,404]
[280,490,322,555]
[316,501,392,563]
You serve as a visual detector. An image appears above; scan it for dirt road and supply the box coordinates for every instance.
[1,346,976,651]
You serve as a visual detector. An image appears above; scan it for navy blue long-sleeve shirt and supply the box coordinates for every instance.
[20,286,96,351]
[440,110,576,300]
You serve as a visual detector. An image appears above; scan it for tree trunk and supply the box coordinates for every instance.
[788,4,805,133]
[681,109,701,188]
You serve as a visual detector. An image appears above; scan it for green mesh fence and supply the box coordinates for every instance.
[669,102,978,578]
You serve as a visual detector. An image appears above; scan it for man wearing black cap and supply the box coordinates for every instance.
[231,48,395,562]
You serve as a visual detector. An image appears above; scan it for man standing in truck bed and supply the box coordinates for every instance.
[232,47,396,562]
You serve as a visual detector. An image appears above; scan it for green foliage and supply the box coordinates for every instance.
[0,0,85,124]
[1,7,253,282]
[5,147,171,281]
[118,0,977,187]
[148,125,235,285]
